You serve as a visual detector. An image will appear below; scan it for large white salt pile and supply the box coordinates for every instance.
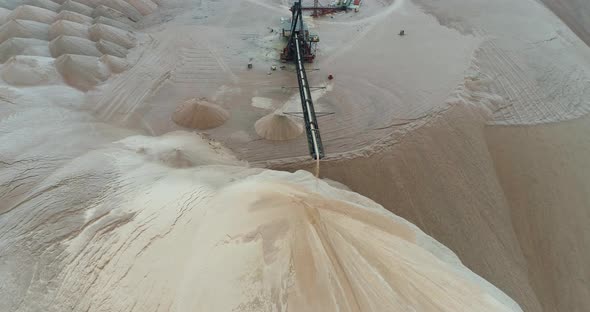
[49,35,102,57]
[172,98,230,130]
[0,37,51,62]
[49,19,90,40]
[0,117,522,311]
[7,5,57,24]
[0,19,50,43]
[255,112,304,141]
[1,55,61,85]
[54,54,110,90]
[88,23,135,48]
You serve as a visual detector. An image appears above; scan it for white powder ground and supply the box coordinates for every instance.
[2,0,590,310]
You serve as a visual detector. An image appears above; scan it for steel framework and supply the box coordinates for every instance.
[282,1,325,160]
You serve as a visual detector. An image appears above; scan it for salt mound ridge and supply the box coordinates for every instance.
[24,0,60,12]
[56,10,93,24]
[60,0,93,17]
[49,35,102,57]
[0,119,522,311]
[172,98,230,130]
[0,37,50,62]
[94,15,132,30]
[55,53,109,90]
[49,19,90,39]
[99,53,127,72]
[127,0,157,15]
[88,23,135,48]
[99,0,142,22]
[92,5,131,24]
[255,111,303,141]
[0,8,10,24]
[0,19,49,43]
[7,5,57,24]
[96,38,126,57]
[0,0,153,88]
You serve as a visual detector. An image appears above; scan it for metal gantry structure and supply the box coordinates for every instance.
[281,0,324,160]
[303,0,360,17]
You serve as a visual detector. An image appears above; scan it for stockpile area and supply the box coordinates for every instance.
[1,0,589,311]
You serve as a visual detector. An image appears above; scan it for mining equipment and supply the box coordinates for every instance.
[304,0,361,17]
[280,0,325,160]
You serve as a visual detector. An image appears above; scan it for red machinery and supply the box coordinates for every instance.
[280,4,319,63]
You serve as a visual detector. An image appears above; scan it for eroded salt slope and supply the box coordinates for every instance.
[0,127,521,312]
[0,41,521,311]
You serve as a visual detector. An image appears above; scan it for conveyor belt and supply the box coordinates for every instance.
[283,0,325,160]
[293,32,324,160]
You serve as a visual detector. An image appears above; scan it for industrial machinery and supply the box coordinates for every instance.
[303,0,361,17]
[281,0,325,160]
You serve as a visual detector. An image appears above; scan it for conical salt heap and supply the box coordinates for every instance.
[172,98,229,130]
[254,112,303,141]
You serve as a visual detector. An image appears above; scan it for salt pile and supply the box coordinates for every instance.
[55,10,93,24]
[172,98,230,130]
[99,53,127,72]
[54,53,110,90]
[0,37,51,62]
[96,38,127,57]
[0,19,50,43]
[255,112,303,141]
[49,19,90,39]
[127,0,157,15]
[59,0,94,17]
[49,35,102,57]
[88,22,135,48]
[6,5,57,24]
